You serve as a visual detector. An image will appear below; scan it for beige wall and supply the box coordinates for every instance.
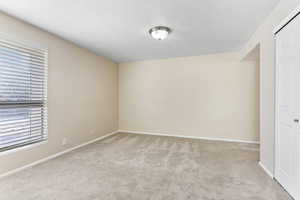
[241,0,300,175]
[119,52,259,142]
[0,12,118,175]
[2,0,297,177]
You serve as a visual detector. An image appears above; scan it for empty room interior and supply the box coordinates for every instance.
[0,0,299,199]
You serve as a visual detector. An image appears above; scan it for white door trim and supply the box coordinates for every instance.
[274,4,300,34]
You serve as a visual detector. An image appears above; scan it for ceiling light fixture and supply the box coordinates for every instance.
[149,26,171,40]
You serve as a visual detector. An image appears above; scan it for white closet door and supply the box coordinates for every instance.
[292,15,300,199]
[276,13,300,200]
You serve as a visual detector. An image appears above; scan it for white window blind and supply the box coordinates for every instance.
[0,38,48,152]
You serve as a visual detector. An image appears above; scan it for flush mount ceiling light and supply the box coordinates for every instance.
[149,26,171,40]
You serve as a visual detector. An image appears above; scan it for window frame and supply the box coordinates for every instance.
[0,36,48,153]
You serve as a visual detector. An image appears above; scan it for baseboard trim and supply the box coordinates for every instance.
[0,130,119,179]
[119,130,260,144]
[259,161,274,178]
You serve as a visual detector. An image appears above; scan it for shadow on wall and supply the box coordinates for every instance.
[243,43,260,147]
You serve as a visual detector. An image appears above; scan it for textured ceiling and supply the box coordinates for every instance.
[0,0,279,63]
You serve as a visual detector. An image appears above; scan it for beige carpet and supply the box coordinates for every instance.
[0,133,292,200]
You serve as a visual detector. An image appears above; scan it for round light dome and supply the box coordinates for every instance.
[149,26,171,40]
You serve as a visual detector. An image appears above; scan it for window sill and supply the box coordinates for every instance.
[0,140,48,156]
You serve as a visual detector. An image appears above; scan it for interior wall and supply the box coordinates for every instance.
[0,12,118,175]
[241,0,300,175]
[119,52,259,142]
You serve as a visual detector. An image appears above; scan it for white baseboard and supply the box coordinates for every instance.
[119,130,260,144]
[0,131,119,179]
[259,161,274,178]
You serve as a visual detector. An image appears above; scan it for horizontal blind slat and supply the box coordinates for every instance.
[0,58,45,68]
[0,125,43,136]
[0,80,45,88]
[0,120,43,129]
[0,66,45,76]
[0,51,46,64]
[0,48,46,63]
[0,83,44,90]
[0,62,47,72]
[0,47,45,61]
[0,70,45,81]
[0,74,45,84]
[0,135,44,147]
[0,138,46,150]
[0,40,46,55]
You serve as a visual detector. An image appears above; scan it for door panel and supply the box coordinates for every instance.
[292,15,300,199]
[276,12,300,199]
[277,125,292,178]
[295,130,300,199]
[276,24,295,197]
[295,129,300,200]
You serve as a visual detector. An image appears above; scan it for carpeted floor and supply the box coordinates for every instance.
[0,133,292,200]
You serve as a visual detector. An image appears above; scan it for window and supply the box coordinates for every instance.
[0,38,48,152]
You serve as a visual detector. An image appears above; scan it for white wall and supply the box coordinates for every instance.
[119,52,259,142]
[0,12,118,175]
[241,0,300,175]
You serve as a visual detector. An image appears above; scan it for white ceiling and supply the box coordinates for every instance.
[0,0,279,63]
